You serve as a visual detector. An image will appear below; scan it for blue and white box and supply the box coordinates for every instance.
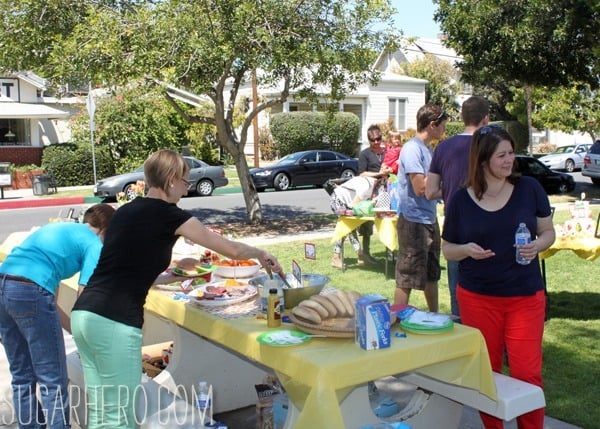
[355,294,391,350]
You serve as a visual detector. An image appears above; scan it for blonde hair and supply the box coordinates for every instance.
[143,150,189,194]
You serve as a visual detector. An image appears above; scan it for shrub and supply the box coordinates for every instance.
[500,120,529,154]
[42,143,115,186]
[259,126,277,160]
[444,121,464,139]
[535,142,557,154]
[270,111,359,156]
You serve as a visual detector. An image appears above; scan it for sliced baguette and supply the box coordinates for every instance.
[291,305,322,325]
[338,291,356,317]
[299,299,329,319]
[324,293,347,317]
[310,295,337,318]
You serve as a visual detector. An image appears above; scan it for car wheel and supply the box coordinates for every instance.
[565,159,575,172]
[196,179,214,196]
[124,184,137,201]
[340,169,356,180]
[557,183,570,194]
[592,178,600,186]
[273,173,290,191]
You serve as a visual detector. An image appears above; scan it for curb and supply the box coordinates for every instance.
[0,196,87,210]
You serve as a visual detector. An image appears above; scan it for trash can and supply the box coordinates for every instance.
[32,174,50,196]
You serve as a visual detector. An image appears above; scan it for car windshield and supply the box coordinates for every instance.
[277,152,306,165]
[552,146,574,154]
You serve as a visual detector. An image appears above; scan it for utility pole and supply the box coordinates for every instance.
[252,70,259,168]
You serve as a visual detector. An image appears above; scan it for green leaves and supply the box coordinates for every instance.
[436,0,600,88]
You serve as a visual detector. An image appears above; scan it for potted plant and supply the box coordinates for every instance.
[10,164,44,189]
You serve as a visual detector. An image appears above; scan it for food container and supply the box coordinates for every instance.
[355,294,391,350]
[249,273,330,309]
[212,259,261,278]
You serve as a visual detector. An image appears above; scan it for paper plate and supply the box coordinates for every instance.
[256,329,312,347]
[171,265,216,278]
[400,319,454,335]
[187,283,257,307]
[153,278,207,291]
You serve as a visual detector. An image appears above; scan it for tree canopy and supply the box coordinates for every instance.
[397,54,460,118]
[0,0,398,223]
[435,0,600,88]
[435,0,600,152]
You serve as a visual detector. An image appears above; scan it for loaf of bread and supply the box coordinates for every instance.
[291,291,361,325]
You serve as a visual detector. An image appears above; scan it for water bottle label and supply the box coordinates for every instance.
[515,236,530,246]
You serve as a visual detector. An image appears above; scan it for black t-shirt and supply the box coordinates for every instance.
[72,198,192,328]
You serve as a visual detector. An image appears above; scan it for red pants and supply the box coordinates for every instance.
[457,286,546,429]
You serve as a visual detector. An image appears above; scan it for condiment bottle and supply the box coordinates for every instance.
[262,279,280,314]
[267,288,281,328]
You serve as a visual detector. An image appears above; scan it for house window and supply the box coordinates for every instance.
[388,98,407,131]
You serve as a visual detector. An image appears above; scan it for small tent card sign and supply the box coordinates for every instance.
[304,243,316,260]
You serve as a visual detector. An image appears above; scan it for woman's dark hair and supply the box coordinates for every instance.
[467,124,520,200]
[83,203,115,232]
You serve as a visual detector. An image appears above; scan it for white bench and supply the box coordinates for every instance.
[398,371,545,421]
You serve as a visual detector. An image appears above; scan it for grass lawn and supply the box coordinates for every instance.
[259,206,600,429]
[45,176,600,427]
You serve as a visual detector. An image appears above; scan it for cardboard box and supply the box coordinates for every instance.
[355,294,391,350]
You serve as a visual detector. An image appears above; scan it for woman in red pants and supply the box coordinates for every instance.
[441,125,555,429]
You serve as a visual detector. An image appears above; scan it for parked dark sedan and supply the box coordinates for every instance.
[514,155,575,194]
[94,156,228,200]
[250,150,358,191]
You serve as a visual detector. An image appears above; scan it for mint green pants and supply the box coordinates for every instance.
[71,310,142,429]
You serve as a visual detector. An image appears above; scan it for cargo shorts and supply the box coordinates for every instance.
[395,214,441,290]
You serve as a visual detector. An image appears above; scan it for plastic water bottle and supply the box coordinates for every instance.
[515,222,531,265]
[196,381,212,425]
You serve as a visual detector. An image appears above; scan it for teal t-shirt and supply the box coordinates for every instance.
[0,222,103,294]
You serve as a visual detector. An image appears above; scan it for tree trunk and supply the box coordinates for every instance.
[525,84,534,155]
[234,154,263,224]
[219,132,263,224]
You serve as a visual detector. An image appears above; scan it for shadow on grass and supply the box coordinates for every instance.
[547,290,600,320]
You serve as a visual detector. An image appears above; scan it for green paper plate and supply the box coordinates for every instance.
[257,329,312,347]
[171,265,216,277]
[400,319,454,335]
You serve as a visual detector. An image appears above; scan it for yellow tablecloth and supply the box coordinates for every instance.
[540,235,600,261]
[144,289,497,429]
[332,216,398,251]
[2,231,497,429]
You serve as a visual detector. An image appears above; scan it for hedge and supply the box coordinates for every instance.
[269,111,360,157]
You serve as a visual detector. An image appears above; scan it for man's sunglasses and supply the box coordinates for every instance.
[369,136,383,142]
[433,110,447,123]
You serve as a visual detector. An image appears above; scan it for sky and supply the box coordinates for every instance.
[390,0,441,39]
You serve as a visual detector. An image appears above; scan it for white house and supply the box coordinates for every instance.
[0,71,72,166]
[229,53,428,154]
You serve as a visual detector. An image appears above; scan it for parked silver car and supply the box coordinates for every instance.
[538,143,590,172]
[94,156,228,200]
[582,140,600,186]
